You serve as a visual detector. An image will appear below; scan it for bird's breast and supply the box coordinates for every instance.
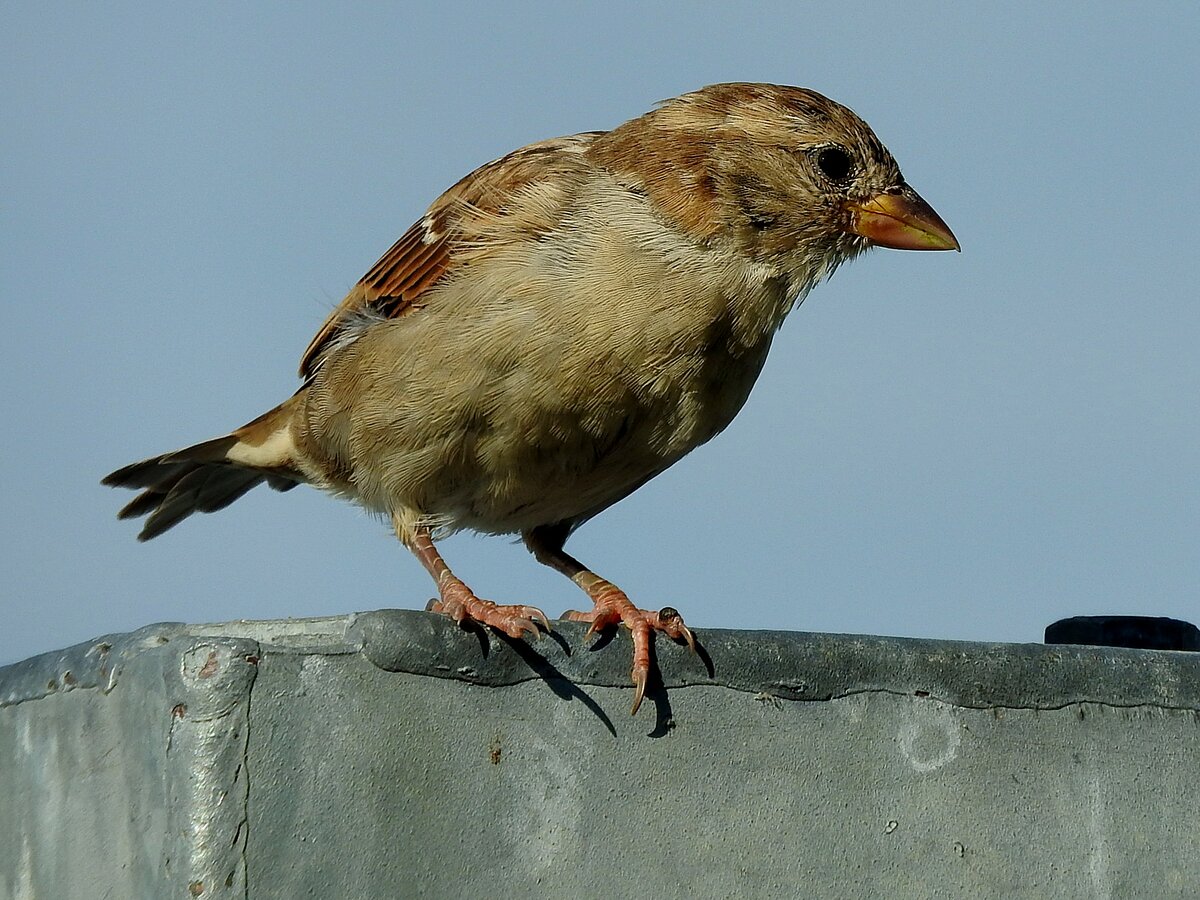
[297,191,796,533]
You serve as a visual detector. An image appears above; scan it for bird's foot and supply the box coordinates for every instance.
[563,584,695,714]
[428,576,549,640]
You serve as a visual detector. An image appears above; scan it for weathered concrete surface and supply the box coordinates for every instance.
[1,609,1198,899]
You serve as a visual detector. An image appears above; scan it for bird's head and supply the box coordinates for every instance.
[589,83,958,291]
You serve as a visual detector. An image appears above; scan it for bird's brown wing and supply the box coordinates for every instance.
[299,133,602,379]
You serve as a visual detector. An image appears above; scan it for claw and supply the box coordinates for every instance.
[631,668,648,716]
[561,609,591,632]
[561,606,616,642]
[502,618,535,639]
[514,605,550,637]
[681,625,697,654]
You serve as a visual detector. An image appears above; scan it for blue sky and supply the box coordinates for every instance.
[3,4,1198,665]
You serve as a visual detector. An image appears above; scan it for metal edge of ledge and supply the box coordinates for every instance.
[2,608,1198,713]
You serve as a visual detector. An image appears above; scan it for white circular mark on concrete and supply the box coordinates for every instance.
[898,702,961,773]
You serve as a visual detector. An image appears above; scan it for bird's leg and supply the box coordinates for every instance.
[396,516,548,639]
[524,525,695,714]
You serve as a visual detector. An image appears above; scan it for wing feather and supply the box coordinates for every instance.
[298,133,601,379]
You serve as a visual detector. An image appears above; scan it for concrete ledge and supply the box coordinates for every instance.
[3,611,1198,898]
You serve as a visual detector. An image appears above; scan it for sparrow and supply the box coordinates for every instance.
[105,83,957,714]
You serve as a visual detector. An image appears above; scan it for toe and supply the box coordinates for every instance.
[656,606,696,652]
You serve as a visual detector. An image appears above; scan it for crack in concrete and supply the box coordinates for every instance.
[748,684,1200,714]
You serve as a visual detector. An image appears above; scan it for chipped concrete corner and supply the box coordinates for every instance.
[2,610,1198,898]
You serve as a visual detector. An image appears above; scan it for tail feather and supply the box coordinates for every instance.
[104,399,304,540]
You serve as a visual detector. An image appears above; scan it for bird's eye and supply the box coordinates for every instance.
[815,146,853,181]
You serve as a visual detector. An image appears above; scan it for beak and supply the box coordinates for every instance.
[844,185,959,251]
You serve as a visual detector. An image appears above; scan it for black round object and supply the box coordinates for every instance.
[1044,616,1199,651]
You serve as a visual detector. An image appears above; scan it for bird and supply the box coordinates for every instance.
[104,83,958,714]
